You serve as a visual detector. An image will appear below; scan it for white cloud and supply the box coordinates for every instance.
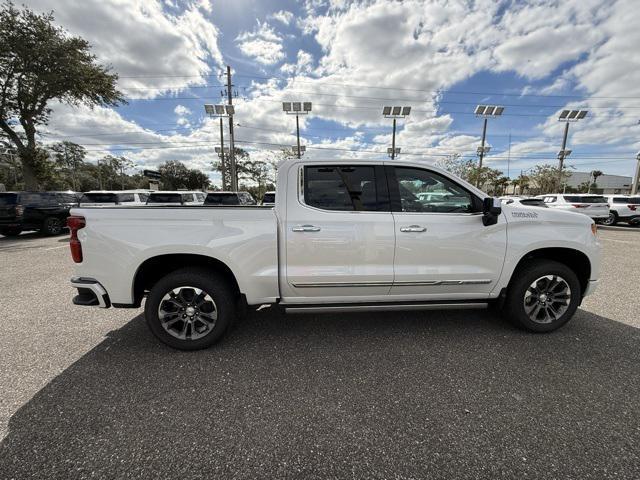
[24,0,223,99]
[174,105,192,116]
[280,50,314,75]
[268,10,294,25]
[236,22,285,65]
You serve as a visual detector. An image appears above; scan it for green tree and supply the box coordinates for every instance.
[0,2,124,189]
[159,160,209,190]
[528,164,571,194]
[49,141,85,190]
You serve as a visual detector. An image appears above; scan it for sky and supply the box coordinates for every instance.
[23,0,640,185]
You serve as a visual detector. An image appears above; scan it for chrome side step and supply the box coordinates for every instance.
[284,302,488,314]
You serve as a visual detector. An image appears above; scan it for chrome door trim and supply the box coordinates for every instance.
[291,279,492,288]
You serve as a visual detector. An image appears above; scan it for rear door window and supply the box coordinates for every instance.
[303,165,382,211]
[117,193,135,203]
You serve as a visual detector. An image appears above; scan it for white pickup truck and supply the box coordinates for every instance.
[68,159,601,350]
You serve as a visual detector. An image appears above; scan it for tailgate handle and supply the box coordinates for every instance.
[400,225,426,233]
[292,224,321,232]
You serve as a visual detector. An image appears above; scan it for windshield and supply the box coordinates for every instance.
[563,195,607,203]
[81,193,118,203]
[0,193,17,206]
[147,193,182,204]
[204,193,239,205]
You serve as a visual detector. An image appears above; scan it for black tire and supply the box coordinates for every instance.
[41,217,64,235]
[144,268,236,350]
[0,227,22,237]
[600,212,617,226]
[502,260,581,333]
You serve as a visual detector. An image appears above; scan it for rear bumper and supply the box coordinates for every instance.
[71,277,111,308]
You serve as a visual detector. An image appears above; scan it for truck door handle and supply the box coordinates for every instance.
[292,224,321,232]
[400,225,426,233]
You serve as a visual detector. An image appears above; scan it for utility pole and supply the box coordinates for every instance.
[226,66,237,192]
[219,118,226,189]
[632,152,640,195]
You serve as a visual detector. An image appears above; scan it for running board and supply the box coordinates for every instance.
[284,302,488,314]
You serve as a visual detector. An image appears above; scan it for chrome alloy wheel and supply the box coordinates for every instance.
[158,286,218,340]
[523,275,571,324]
[601,213,615,226]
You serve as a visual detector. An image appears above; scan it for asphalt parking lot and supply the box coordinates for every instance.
[0,228,638,479]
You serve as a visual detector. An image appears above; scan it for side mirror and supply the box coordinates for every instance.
[482,197,502,226]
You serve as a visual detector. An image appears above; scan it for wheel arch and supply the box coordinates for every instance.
[510,247,591,295]
[132,253,241,307]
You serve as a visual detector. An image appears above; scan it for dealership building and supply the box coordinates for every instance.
[565,171,633,194]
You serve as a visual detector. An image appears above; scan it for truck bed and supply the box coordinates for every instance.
[71,206,279,305]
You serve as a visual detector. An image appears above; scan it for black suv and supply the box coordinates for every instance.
[0,191,79,237]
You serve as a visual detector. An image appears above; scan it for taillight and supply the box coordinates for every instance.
[15,204,24,216]
[628,205,637,211]
[67,215,85,263]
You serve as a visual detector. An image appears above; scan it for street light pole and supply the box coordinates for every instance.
[391,118,397,160]
[295,114,301,159]
[283,102,312,159]
[382,106,411,159]
[478,117,488,172]
[474,105,504,187]
[205,103,234,190]
[557,109,588,191]
[558,120,570,189]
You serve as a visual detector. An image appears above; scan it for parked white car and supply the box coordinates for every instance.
[146,191,205,206]
[80,190,150,206]
[68,159,601,350]
[538,194,609,221]
[600,195,640,226]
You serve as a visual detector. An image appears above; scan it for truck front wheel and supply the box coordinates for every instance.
[503,260,581,333]
[144,268,236,350]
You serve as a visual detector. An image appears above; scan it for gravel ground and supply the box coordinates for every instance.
[0,228,638,479]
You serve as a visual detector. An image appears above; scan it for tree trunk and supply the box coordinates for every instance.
[19,148,38,190]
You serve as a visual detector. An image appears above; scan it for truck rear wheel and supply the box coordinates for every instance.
[144,268,236,350]
[41,216,63,235]
[502,260,581,333]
